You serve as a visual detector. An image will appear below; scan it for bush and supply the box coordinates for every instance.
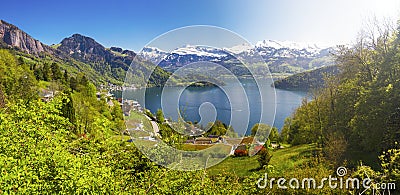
[258,147,272,168]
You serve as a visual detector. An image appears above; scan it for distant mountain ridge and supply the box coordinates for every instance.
[140,40,335,75]
[0,19,336,87]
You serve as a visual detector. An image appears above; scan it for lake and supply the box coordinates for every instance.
[118,78,307,135]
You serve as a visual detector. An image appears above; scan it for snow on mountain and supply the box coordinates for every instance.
[255,40,322,54]
[139,46,169,63]
[171,45,228,58]
[139,40,329,62]
[255,40,321,50]
[224,43,253,54]
[137,40,334,73]
[141,46,168,56]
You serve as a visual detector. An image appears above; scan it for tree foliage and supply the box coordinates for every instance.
[251,123,278,143]
[284,20,400,170]
[0,50,37,101]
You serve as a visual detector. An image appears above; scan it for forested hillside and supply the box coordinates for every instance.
[274,65,338,90]
[281,21,400,188]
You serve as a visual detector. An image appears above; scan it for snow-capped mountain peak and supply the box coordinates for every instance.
[224,43,253,54]
[139,46,169,62]
[255,40,321,51]
[171,45,228,58]
[137,40,334,74]
[141,46,167,53]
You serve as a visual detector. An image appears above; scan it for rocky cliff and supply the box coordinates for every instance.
[0,20,52,54]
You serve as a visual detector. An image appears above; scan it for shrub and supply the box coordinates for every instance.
[258,147,272,168]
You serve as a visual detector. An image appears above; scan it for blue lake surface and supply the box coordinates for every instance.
[119,78,307,135]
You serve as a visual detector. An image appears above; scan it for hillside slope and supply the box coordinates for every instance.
[273,65,338,90]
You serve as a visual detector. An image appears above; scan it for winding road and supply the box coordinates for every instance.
[145,115,161,138]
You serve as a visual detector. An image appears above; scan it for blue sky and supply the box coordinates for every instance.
[1,0,399,51]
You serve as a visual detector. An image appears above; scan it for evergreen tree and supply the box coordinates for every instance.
[62,91,76,127]
[51,62,63,80]
[34,66,44,80]
[79,75,89,86]
[42,63,51,81]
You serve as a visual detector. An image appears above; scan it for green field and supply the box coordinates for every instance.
[207,144,319,177]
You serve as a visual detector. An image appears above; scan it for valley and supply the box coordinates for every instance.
[0,14,399,194]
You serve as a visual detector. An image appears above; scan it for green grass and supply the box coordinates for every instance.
[109,135,130,141]
[109,49,128,57]
[207,155,260,177]
[181,144,212,151]
[207,143,318,177]
[125,111,153,132]
[269,143,317,175]
[130,130,150,138]
[38,80,51,89]
[132,139,158,148]
[50,43,61,49]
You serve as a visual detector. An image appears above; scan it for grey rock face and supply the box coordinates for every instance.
[0,20,51,54]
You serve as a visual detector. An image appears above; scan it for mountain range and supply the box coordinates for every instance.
[0,20,174,87]
[140,40,334,75]
[0,19,335,87]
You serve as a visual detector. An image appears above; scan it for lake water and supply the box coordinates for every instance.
[118,78,307,135]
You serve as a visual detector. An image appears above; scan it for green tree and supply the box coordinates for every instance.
[280,117,292,143]
[0,49,37,101]
[42,63,51,81]
[257,143,272,168]
[34,66,44,80]
[251,123,278,143]
[206,120,227,136]
[51,62,63,80]
[110,100,125,131]
[61,91,76,125]
[70,76,78,91]
[156,109,165,123]
[269,127,279,142]
[226,125,238,138]
[63,70,69,83]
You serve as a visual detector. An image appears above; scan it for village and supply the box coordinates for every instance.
[120,99,278,156]
[39,86,276,157]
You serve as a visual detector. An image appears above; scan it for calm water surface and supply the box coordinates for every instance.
[118,78,307,134]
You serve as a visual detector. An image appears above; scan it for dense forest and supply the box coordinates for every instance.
[280,20,400,188]
[274,65,338,90]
